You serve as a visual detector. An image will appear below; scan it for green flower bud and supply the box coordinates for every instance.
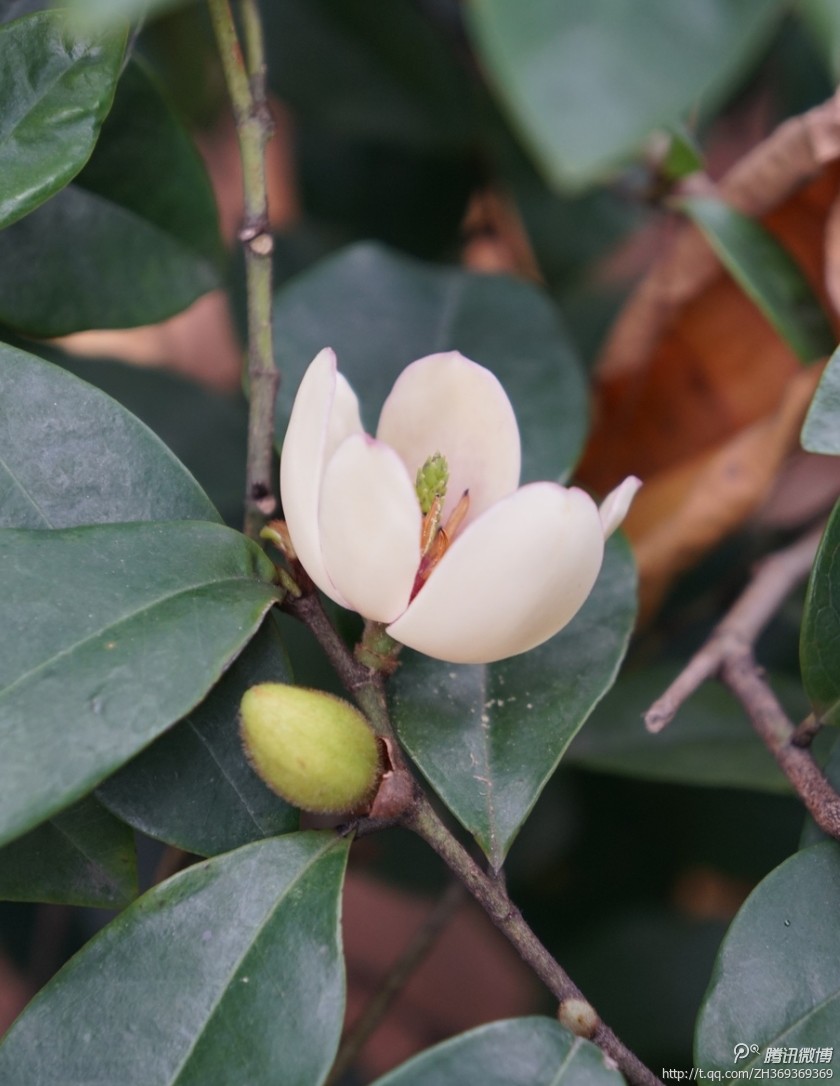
[240,683,382,814]
[415,452,448,515]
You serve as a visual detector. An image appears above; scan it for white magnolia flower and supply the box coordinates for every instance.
[280,348,640,665]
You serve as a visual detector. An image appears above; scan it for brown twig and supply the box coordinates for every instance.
[403,798,664,1086]
[645,522,840,840]
[645,525,823,733]
[721,650,840,839]
[325,881,466,1086]
[287,588,662,1086]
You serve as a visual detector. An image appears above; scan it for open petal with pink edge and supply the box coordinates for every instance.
[376,352,521,525]
[279,349,641,665]
[386,484,605,664]
[599,476,642,538]
[318,435,422,623]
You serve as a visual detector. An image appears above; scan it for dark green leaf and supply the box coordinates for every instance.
[260,0,478,151]
[801,500,840,724]
[0,831,349,1086]
[0,342,219,528]
[391,536,637,868]
[466,0,782,189]
[0,521,279,847]
[568,665,806,793]
[371,1016,624,1086]
[44,344,249,527]
[0,10,125,228]
[0,795,136,907]
[0,58,223,335]
[802,343,840,454]
[274,243,588,481]
[680,196,836,363]
[695,842,840,1068]
[99,615,298,856]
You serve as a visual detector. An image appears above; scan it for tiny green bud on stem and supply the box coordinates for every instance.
[240,683,382,814]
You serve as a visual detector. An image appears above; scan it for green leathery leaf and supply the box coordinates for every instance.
[0,10,125,228]
[0,794,137,907]
[695,842,840,1068]
[98,615,298,856]
[0,341,219,528]
[390,536,637,869]
[370,1017,625,1086]
[0,57,223,335]
[0,832,349,1086]
[680,196,836,363]
[466,0,782,190]
[274,243,588,481]
[0,521,280,847]
[802,343,840,454]
[801,500,840,724]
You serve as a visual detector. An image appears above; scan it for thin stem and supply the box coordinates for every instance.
[721,650,840,839]
[403,798,663,1086]
[325,881,466,1086]
[208,0,278,539]
[645,526,823,733]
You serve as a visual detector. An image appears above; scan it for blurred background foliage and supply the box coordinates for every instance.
[3,0,840,1076]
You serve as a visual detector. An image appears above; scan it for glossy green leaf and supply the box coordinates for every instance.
[0,831,349,1085]
[695,842,840,1068]
[568,665,806,793]
[681,196,836,363]
[260,0,478,151]
[0,58,223,335]
[0,795,136,907]
[99,615,298,856]
[0,342,219,528]
[371,1017,624,1086]
[0,10,125,228]
[274,243,588,481]
[802,343,840,454]
[0,521,279,847]
[39,342,249,527]
[390,536,637,869]
[467,0,782,189]
[801,500,840,724]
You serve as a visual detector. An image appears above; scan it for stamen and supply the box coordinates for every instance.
[420,494,444,557]
[410,490,470,601]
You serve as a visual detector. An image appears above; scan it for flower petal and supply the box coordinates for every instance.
[599,476,642,538]
[376,352,521,526]
[319,434,422,623]
[387,483,605,664]
[279,348,363,603]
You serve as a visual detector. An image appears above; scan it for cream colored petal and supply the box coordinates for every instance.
[279,348,363,603]
[387,483,604,664]
[319,434,422,623]
[376,352,521,526]
[599,476,642,538]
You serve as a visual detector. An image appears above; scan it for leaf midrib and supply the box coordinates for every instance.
[168,838,341,1085]
[0,573,274,701]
